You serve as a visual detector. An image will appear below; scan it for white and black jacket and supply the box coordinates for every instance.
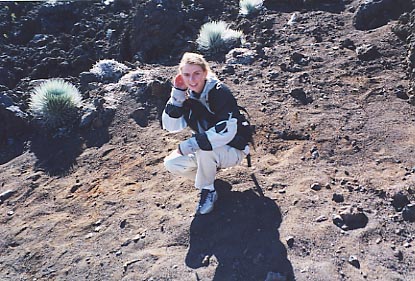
[162,75,250,155]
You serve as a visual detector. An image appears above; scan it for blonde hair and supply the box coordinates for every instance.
[178,52,212,74]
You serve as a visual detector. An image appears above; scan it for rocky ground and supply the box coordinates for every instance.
[1,0,415,280]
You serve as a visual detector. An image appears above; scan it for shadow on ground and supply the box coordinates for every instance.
[80,126,111,148]
[30,131,82,176]
[186,179,294,281]
[0,137,27,165]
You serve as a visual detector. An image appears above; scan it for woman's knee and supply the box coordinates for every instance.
[164,156,196,175]
[164,157,177,173]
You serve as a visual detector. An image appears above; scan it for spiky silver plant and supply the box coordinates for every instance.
[196,21,243,54]
[239,0,264,16]
[29,79,82,129]
[90,59,129,82]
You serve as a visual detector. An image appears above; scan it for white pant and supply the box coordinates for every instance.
[164,145,245,191]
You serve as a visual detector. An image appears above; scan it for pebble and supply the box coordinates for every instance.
[402,203,415,222]
[0,189,16,203]
[123,258,140,272]
[26,172,42,182]
[316,215,328,222]
[311,183,321,191]
[70,184,82,193]
[395,228,404,235]
[393,250,403,261]
[286,236,295,248]
[120,219,127,228]
[121,239,131,247]
[348,255,360,268]
[332,193,344,203]
[133,231,146,242]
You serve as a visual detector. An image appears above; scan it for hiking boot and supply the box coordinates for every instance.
[196,189,218,215]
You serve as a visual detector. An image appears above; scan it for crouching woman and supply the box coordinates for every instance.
[162,52,250,215]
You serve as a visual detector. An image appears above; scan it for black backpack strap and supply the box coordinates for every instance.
[246,153,252,167]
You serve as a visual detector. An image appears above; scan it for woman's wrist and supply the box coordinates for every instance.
[174,86,187,91]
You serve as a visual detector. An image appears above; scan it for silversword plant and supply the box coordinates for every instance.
[29,79,82,129]
[239,0,264,16]
[196,21,243,54]
[90,59,129,82]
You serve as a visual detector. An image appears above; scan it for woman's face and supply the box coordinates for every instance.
[180,64,207,94]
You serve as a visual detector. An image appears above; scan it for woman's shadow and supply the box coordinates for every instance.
[186,179,295,281]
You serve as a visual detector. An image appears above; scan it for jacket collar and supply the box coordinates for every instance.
[189,74,219,102]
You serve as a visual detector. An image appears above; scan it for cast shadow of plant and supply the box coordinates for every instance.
[186,179,295,281]
[80,126,111,148]
[30,130,82,176]
[0,137,27,165]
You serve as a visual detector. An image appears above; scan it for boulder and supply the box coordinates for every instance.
[353,0,413,30]
[392,192,410,211]
[402,204,415,222]
[333,206,369,230]
[128,1,184,62]
[356,44,380,61]
[225,48,256,65]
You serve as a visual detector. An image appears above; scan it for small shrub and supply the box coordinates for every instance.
[239,0,264,16]
[90,59,129,82]
[196,21,243,54]
[29,79,82,129]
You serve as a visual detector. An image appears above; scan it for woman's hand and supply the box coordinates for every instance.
[174,74,187,91]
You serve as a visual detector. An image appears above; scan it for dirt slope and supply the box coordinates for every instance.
[1,1,415,280]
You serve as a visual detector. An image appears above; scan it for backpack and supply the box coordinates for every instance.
[206,82,256,166]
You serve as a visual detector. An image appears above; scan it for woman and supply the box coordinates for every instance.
[162,52,250,215]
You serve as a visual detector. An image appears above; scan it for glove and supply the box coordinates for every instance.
[171,74,187,106]
[178,138,199,155]
[171,88,186,107]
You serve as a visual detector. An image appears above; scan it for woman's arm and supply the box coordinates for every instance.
[177,84,239,155]
[162,75,188,132]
